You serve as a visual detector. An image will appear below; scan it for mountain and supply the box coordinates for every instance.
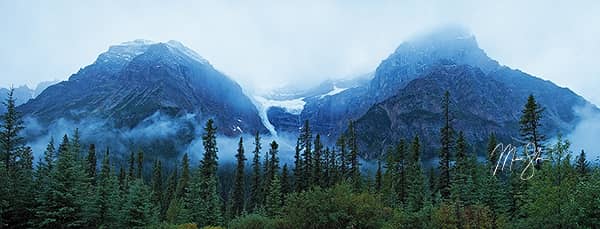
[267,27,597,159]
[0,81,60,113]
[19,40,267,159]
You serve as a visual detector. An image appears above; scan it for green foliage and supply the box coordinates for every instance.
[406,136,427,212]
[228,214,282,229]
[249,131,262,212]
[120,179,159,227]
[522,136,578,227]
[438,90,453,200]
[265,174,282,217]
[231,137,246,217]
[519,94,546,155]
[347,120,361,191]
[94,148,121,227]
[283,184,389,228]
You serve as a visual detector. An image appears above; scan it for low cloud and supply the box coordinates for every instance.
[567,104,600,162]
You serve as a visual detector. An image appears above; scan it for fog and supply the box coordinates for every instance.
[23,111,306,167]
[0,1,599,105]
[567,105,600,161]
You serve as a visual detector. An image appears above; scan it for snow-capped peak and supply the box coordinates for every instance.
[165,40,209,65]
[99,39,209,66]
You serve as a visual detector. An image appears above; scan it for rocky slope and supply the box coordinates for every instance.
[19,40,267,159]
[268,27,597,159]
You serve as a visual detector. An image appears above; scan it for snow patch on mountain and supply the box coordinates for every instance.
[320,85,348,99]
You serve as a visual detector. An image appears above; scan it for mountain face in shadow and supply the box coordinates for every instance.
[19,40,267,160]
[267,27,595,159]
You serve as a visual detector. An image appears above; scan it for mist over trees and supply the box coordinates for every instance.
[1,88,600,228]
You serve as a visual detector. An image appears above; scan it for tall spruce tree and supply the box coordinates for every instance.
[438,90,453,200]
[347,120,361,191]
[163,166,177,219]
[262,140,280,205]
[128,151,135,179]
[575,150,589,177]
[86,144,97,186]
[1,88,25,170]
[300,120,313,189]
[197,119,222,226]
[375,160,382,193]
[519,94,545,158]
[487,133,498,172]
[38,135,90,227]
[406,136,426,212]
[249,131,262,211]
[232,137,246,217]
[137,149,144,180]
[95,148,120,227]
[451,132,475,206]
[265,174,282,217]
[281,164,291,203]
[175,153,190,199]
[120,179,158,227]
[337,134,348,181]
[71,128,81,157]
[313,134,323,187]
[34,138,55,227]
[151,159,163,212]
[293,138,304,192]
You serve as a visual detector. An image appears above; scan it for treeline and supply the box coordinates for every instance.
[1,88,600,228]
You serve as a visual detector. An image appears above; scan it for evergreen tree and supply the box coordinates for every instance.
[71,128,81,157]
[37,135,91,227]
[95,148,120,227]
[162,166,177,219]
[406,136,426,212]
[86,144,97,186]
[249,131,262,211]
[196,119,222,226]
[120,179,158,227]
[151,159,163,212]
[137,149,144,179]
[7,146,35,227]
[438,90,453,200]
[575,150,589,177]
[523,136,577,227]
[293,138,303,192]
[337,134,348,181]
[428,167,438,204]
[382,147,397,206]
[269,140,280,178]
[519,94,545,159]
[300,120,313,189]
[33,138,55,227]
[394,140,408,206]
[375,160,382,193]
[327,147,339,187]
[175,153,190,199]
[347,120,361,191]
[281,164,291,203]
[232,137,246,217]
[262,141,280,205]
[118,165,126,191]
[451,131,476,219]
[486,133,498,170]
[265,174,282,217]
[128,151,135,179]
[1,88,25,170]
[313,134,323,187]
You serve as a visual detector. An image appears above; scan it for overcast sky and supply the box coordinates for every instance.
[1,0,599,105]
